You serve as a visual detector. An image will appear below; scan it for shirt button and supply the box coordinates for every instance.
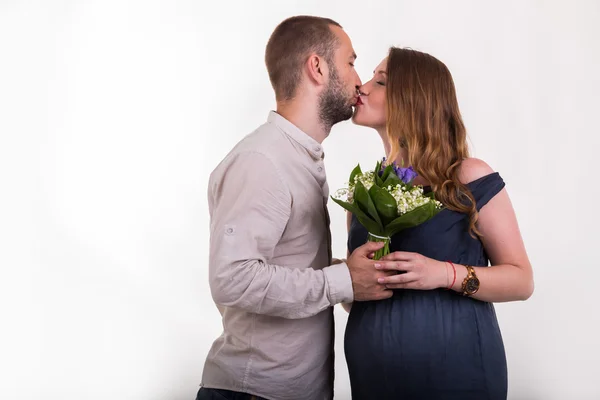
[226,227,234,234]
[317,166,323,172]
[314,146,321,152]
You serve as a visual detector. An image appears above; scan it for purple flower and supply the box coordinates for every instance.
[397,166,418,183]
[380,157,418,183]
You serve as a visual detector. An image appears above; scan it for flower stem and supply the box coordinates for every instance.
[367,233,391,260]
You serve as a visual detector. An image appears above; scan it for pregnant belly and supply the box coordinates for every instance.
[344,290,506,395]
[344,290,502,369]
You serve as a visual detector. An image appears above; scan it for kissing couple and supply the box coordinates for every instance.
[196,15,533,400]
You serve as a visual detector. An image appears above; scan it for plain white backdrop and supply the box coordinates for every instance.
[1,0,599,399]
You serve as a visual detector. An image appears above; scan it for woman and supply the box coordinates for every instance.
[344,47,534,399]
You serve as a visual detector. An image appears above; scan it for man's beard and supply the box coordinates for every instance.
[318,65,354,132]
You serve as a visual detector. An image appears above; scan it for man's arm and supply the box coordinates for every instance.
[208,151,353,319]
[341,211,353,313]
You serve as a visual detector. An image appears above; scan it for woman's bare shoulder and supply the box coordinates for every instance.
[458,158,495,185]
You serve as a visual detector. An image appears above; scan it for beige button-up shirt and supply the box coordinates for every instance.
[201,111,354,400]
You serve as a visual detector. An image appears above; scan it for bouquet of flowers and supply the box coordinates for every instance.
[332,158,443,260]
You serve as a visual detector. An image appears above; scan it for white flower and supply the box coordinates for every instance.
[389,185,443,215]
[333,169,443,215]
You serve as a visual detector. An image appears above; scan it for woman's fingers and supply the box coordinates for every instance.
[374,261,413,272]
[378,272,418,286]
[380,251,417,262]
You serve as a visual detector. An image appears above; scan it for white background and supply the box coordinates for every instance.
[1,1,599,399]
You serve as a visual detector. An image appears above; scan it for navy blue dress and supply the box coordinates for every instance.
[345,173,508,400]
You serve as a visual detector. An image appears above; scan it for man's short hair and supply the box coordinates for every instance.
[265,16,342,101]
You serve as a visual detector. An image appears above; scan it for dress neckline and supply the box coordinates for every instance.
[421,172,499,191]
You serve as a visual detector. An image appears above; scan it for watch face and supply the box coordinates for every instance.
[466,277,480,293]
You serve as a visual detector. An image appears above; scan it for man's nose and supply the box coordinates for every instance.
[355,71,362,89]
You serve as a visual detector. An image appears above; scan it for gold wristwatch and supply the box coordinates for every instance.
[461,265,480,296]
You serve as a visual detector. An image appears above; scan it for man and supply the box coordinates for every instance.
[196,16,393,400]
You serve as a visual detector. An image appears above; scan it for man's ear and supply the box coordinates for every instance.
[306,54,328,86]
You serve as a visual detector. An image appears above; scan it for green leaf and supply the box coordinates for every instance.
[384,202,442,236]
[368,185,398,225]
[330,196,383,235]
[383,172,402,188]
[354,181,383,231]
[373,160,384,187]
[349,164,362,185]
[374,173,384,187]
[381,164,394,181]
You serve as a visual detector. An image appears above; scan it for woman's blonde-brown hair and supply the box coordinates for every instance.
[385,47,480,237]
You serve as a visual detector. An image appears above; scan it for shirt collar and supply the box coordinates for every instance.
[267,111,324,161]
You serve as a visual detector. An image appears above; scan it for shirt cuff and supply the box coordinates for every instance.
[323,262,354,305]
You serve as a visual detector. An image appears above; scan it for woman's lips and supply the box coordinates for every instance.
[356,97,364,106]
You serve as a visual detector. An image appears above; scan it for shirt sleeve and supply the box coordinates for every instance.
[208,151,353,319]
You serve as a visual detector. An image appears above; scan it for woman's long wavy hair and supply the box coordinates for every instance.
[385,47,480,237]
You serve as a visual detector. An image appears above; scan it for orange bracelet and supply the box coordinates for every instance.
[446,261,456,290]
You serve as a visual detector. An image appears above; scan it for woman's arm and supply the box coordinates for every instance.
[454,158,534,301]
[375,159,534,302]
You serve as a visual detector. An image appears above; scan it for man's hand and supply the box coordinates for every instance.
[346,242,395,301]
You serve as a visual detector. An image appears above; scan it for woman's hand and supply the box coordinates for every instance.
[375,251,449,290]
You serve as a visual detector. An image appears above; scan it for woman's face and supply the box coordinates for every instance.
[352,57,388,129]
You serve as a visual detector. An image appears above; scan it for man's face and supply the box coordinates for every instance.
[318,26,362,130]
